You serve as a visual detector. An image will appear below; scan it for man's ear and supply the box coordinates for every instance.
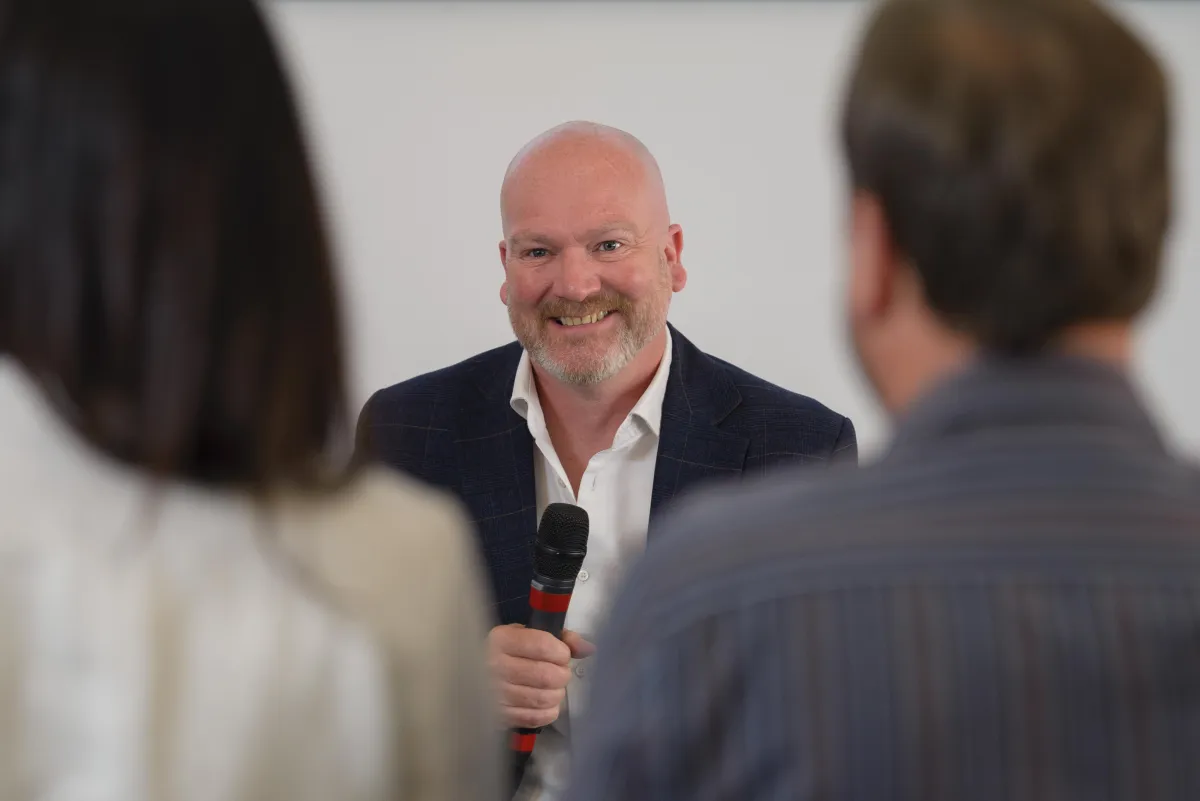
[498,240,509,306]
[848,191,899,322]
[665,223,687,292]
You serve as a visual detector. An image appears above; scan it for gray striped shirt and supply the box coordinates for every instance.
[566,356,1200,801]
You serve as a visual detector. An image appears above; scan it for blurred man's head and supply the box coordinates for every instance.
[841,0,1170,414]
[499,122,686,387]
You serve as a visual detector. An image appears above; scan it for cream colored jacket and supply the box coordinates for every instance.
[0,361,500,801]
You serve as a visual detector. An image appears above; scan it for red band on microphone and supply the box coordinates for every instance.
[511,732,538,753]
[529,586,572,613]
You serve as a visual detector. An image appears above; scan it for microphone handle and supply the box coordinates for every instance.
[527,574,576,636]
[527,604,567,638]
[510,574,578,795]
[511,744,534,795]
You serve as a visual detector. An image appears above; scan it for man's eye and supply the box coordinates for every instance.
[597,241,622,253]
[525,248,549,259]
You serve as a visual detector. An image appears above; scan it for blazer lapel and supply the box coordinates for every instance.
[450,330,750,606]
[649,326,749,533]
[455,344,538,624]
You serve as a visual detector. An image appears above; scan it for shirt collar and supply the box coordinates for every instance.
[510,326,674,439]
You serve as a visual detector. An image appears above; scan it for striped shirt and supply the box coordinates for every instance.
[565,355,1200,801]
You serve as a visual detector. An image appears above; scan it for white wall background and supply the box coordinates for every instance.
[266,0,1200,457]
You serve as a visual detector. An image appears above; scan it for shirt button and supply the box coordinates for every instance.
[578,569,589,582]
[557,478,566,488]
[575,664,586,678]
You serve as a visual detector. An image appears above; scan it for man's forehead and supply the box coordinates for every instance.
[504,160,649,205]
[503,179,652,237]
[506,214,643,243]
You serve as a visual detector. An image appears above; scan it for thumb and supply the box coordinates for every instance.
[562,629,596,659]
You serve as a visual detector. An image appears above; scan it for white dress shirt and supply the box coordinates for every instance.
[509,328,673,801]
[0,360,500,801]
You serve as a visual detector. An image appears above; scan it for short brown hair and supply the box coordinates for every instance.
[0,0,353,493]
[841,0,1171,353]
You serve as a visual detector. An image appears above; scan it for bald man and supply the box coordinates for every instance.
[356,121,856,799]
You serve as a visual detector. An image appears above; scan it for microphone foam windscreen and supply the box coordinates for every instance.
[533,503,589,581]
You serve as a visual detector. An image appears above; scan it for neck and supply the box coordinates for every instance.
[1053,321,1134,368]
[883,339,974,418]
[884,320,1134,418]
[533,328,667,467]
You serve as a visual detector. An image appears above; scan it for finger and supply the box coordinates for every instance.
[491,624,572,665]
[493,653,572,691]
[562,629,596,659]
[500,682,565,711]
[502,704,559,730]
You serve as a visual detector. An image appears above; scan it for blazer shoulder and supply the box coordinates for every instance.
[703,354,856,461]
[710,355,845,421]
[361,341,521,421]
[355,342,523,475]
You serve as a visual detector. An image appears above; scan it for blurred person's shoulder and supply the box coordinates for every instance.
[624,429,1200,644]
[647,456,875,577]
[633,455,868,594]
[275,467,488,625]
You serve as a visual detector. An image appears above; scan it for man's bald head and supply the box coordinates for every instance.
[497,121,686,388]
[500,121,670,234]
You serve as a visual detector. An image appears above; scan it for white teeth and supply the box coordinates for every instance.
[558,310,610,327]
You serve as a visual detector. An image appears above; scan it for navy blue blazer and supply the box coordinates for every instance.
[356,325,856,626]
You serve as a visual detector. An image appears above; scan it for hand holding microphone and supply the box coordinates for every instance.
[491,503,590,793]
[488,625,593,729]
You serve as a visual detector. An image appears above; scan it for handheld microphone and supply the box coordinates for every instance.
[510,502,590,792]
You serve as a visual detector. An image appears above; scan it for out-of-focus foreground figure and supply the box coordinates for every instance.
[567,0,1200,799]
[0,2,498,800]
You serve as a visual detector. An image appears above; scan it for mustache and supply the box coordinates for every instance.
[539,293,630,319]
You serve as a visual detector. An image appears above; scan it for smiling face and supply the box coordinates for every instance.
[499,124,686,386]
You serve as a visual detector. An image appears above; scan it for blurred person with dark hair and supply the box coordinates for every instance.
[566,0,1200,799]
[0,2,498,799]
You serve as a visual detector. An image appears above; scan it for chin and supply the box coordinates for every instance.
[537,349,626,386]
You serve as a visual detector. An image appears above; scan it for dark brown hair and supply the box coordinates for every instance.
[841,0,1171,353]
[0,0,354,493]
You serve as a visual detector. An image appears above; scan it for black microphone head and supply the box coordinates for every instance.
[533,503,589,582]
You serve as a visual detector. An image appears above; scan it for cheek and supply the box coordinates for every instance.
[506,273,549,307]
[846,267,865,325]
[610,259,669,299]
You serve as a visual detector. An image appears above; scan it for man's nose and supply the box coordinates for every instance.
[552,247,602,302]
